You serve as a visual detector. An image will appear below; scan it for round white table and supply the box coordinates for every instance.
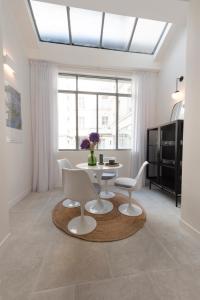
[76,162,123,214]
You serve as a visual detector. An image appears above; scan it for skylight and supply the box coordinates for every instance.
[29,0,171,55]
[102,13,135,51]
[30,1,69,44]
[70,7,102,47]
[130,19,167,54]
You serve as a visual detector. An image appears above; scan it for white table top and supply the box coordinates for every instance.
[76,162,123,171]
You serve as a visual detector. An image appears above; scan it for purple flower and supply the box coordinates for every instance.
[89,132,100,143]
[80,138,90,150]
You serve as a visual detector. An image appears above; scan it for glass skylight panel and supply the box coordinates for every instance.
[130,18,167,54]
[102,13,135,51]
[30,0,69,44]
[70,7,102,47]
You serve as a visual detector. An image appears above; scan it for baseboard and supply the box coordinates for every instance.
[180,218,200,237]
[0,233,11,248]
[8,186,32,208]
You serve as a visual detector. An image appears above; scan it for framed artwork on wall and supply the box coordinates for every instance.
[5,83,23,143]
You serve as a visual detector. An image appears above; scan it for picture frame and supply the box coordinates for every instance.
[5,83,23,143]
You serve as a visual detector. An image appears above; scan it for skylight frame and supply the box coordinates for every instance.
[28,0,170,55]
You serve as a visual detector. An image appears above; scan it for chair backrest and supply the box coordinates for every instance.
[57,159,73,186]
[62,169,98,204]
[135,161,149,190]
[57,158,73,170]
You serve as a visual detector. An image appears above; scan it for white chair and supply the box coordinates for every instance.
[100,156,117,199]
[57,159,80,208]
[115,161,149,216]
[63,169,97,235]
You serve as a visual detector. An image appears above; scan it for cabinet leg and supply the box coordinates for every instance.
[149,181,152,190]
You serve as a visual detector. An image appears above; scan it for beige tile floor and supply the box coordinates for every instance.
[0,187,200,300]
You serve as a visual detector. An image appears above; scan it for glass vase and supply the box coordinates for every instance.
[88,150,97,166]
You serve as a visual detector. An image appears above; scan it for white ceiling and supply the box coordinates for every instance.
[9,0,189,71]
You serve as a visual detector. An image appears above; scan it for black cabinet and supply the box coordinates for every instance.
[146,120,183,206]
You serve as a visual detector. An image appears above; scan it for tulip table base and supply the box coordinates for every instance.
[100,191,115,199]
[85,199,113,214]
[62,199,80,208]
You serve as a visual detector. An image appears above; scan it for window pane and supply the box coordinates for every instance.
[102,13,135,50]
[130,18,166,54]
[30,0,69,44]
[78,94,97,147]
[98,95,116,149]
[58,93,76,149]
[70,7,102,47]
[118,80,132,94]
[58,75,76,90]
[78,77,116,93]
[118,97,132,149]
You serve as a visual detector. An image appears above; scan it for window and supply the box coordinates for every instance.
[30,1,69,44]
[58,74,132,150]
[29,0,171,55]
[130,19,167,54]
[70,7,102,47]
[118,97,133,149]
[102,13,135,51]
[102,116,108,127]
[78,94,97,145]
[98,95,116,149]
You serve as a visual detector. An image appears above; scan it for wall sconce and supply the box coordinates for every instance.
[171,76,184,101]
[3,54,15,75]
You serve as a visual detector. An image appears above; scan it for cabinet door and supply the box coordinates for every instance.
[147,128,159,182]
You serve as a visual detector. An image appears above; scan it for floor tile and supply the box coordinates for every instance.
[30,286,75,300]
[0,259,41,300]
[35,238,111,291]
[11,192,51,213]
[146,211,200,265]
[76,273,159,300]
[105,227,177,277]
[149,264,200,300]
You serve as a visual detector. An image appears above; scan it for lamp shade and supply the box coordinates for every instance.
[171,90,184,101]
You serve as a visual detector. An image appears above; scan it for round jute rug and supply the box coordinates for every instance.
[52,193,146,242]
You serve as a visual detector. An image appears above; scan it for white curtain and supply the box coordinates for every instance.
[30,60,58,192]
[131,71,158,178]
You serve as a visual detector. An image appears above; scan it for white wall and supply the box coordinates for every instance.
[2,0,32,207]
[0,0,10,245]
[181,0,200,234]
[29,43,161,72]
[156,29,187,124]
